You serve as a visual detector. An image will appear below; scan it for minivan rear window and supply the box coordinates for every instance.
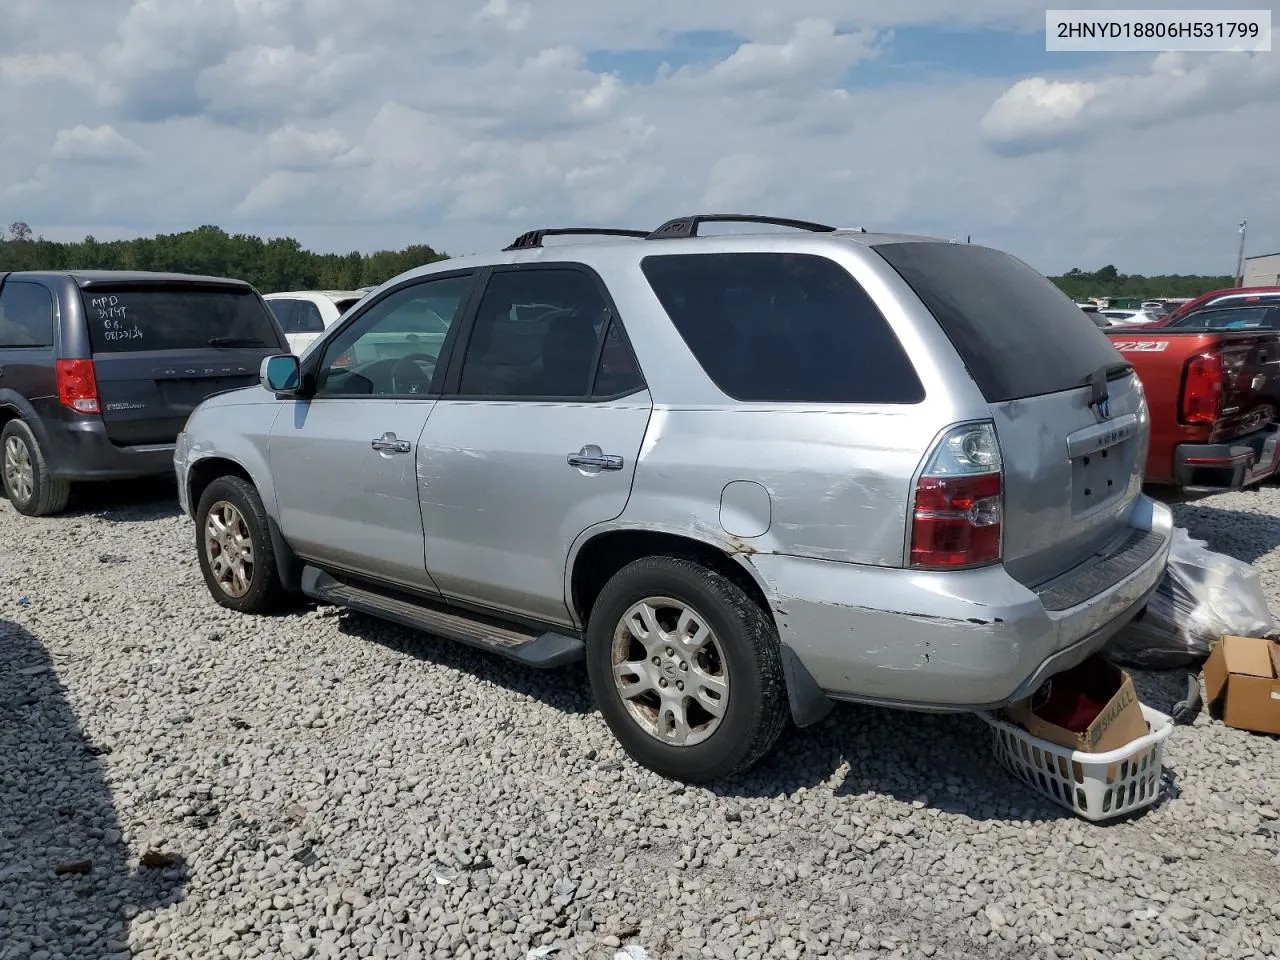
[874,242,1127,403]
[82,285,283,354]
[640,252,924,404]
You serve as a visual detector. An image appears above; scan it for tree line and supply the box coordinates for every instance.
[0,223,447,293]
[0,222,1235,298]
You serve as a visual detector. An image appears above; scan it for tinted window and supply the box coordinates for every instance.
[1166,306,1280,330]
[641,253,923,403]
[316,275,471,397]
[593,319,645,397]
[334,298,361,314]
[266,298,297,330]
[875,242,1126,403]
[0,281,55,347]
[296,301,325,334]
[459,269,611,399]
[82,286,282,354]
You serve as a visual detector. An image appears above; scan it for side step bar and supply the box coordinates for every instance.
[300,566,584,668]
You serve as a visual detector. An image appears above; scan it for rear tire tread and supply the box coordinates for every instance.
[1,420,71,518]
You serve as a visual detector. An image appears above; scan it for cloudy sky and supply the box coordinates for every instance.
[1,0,1276,275]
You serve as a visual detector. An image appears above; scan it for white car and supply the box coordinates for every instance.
[1099,308,1159,326]
[263,290,367,354]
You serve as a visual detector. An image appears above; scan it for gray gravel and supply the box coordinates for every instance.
[3,479,1280,960]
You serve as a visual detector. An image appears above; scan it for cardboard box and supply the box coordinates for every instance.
[1005,656,1149,753]
[1204,635,1280,736]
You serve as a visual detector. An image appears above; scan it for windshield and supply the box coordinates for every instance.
[1165,305,1280,330]
[83,285,283,353]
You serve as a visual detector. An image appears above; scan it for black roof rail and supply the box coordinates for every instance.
[503,228,650,251]
[645,214,842,240]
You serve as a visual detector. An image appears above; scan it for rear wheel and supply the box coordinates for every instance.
[195,475,283,614]
[1,420,71,517]
[585,556,788,783]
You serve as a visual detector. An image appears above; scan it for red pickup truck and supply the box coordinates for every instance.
[1104,322,1280,500]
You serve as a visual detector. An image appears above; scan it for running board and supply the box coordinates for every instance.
[300,566,584,668]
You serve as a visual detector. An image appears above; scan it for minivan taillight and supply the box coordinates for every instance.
[57,359,100,414]
[910,422,1003,569]
[1180,350,1225,425]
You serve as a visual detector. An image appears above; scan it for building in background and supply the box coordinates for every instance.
[1245,252,1280,287]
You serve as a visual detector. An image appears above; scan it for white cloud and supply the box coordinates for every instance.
[0,0,1276,274]
[982,52,1280,155]
[50,125,146,165]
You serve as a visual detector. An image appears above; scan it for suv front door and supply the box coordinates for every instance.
[268,272,476,590]
[419,264,653,625]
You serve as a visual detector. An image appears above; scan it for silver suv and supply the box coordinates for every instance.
[175,215,1172,783]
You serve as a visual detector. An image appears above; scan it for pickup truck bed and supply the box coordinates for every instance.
[1105,327,1280,499]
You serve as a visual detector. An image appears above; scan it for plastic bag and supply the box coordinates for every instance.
[1105,526,1274,669]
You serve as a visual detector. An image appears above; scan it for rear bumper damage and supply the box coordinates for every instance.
[1171,422,1280,498]
[753,496,1174,719]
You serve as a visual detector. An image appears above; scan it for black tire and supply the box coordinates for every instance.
[1,419,71,517]
[585,556,788,783]
[194,475,283,614]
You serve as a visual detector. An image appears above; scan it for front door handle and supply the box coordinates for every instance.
[567,446,624,471]
[371,432,412,454]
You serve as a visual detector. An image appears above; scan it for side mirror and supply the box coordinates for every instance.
[260,354,303,396]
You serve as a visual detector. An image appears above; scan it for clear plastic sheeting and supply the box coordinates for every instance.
[1105,527,1275,669]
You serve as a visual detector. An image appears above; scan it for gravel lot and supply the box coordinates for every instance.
[3,480,1280,960]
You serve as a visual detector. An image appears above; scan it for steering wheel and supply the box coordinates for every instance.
[390,354,435,395]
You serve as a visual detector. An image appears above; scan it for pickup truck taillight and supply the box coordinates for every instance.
[910,422,1003,569]
[56,359,100,414]
[1180,349,1225,425]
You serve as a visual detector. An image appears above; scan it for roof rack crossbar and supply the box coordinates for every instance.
[503,228,650,251]
[645,214,841,241]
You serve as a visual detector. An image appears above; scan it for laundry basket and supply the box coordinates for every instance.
[980,704,1173,822]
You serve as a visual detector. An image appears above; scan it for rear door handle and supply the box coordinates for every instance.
[371,432,412,454]
[567,447,624,470]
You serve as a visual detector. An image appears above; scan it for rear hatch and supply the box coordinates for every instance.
[876,241,1146,588]
[80,280,286,446]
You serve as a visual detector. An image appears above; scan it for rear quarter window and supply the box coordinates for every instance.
[0,281,55,347]
[874,241,1126,403]
[639,252,924,403]
[82,286,283,353]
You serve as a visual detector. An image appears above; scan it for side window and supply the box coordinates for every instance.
[297,301,326,334]
[640,253,924,404]
[267,299,298,332]
[315,274,471,397]
[0,282,55,348]
[458,269,610,399]
[592,319,645,397]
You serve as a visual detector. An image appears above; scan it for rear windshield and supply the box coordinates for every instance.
[875,242,1127,403]
[639,252,924,404]
[1166,305,1280,330]
[82,285,282,353]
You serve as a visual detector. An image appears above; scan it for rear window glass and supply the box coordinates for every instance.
[875,242,1127,403]
[82,286,282,353]
[639,252,924,403]
[0,281,55,347]
[1166,305,1280,330]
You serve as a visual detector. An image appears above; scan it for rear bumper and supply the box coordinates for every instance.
[751,496,1173,711]
[42,417,176,481]
[1172,422,1280,497]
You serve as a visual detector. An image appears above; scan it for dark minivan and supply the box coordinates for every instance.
[0,271,288,516]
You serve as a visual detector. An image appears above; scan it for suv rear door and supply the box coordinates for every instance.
[80,280,287,446]
[875,241,1147,588]
[418,264,652,625]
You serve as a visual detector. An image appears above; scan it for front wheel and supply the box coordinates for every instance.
[585,556,788,783]
[194,476,283,614]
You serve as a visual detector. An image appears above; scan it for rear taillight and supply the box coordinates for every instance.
[56,359,100,414]
[1180,350,1225,425]
[910,422,1003,570]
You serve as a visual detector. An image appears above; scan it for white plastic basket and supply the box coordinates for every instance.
[980,704,1173,822]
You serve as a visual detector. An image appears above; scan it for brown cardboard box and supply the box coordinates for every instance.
[1005,656,1149,753]
[1203,635,1280,735]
